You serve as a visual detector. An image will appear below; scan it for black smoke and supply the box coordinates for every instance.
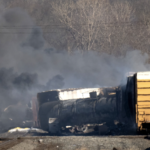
[46,75,65,90]
[0,68,38,91]
[13,72,38,90]
[23,27,45,50]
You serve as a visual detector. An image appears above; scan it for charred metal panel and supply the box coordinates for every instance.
[37,91,59,106]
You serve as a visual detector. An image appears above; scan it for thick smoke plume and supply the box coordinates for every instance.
[0,7,149,111]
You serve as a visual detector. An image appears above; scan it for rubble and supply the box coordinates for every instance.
[8,127,48,134]
[38,139,43,143]
[8,127,30,133]
[54,119,136,136]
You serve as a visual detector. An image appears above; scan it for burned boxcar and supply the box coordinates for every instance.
[37,88,117,133]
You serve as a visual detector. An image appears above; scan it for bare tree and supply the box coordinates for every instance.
[51,0,111,52]
[51,0,136,54]
[104,0,135,55]
[3,0,150,56]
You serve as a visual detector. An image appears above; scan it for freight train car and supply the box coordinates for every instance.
[123,72,150,133]
[36,71,150,134]
[37,88,117,133]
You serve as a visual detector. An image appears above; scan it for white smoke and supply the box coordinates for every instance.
[0,7,149,106]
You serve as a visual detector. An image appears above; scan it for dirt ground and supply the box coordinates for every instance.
[2,136,150,150]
